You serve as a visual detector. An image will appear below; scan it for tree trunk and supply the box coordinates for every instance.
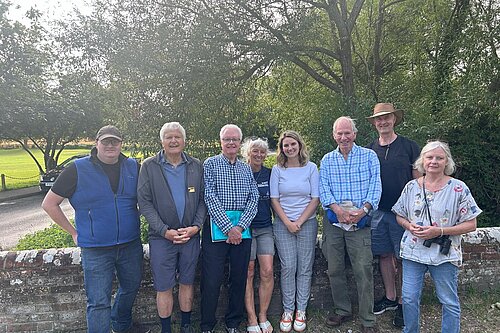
[326,0,365,100]
[432,0,471,113]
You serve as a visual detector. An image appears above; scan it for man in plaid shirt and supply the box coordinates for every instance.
[200,124,259,333]
[320,116,381,333]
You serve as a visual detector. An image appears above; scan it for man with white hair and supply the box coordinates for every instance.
[200,124,259,333]
[138,122,206,333]
[320,116,381,333]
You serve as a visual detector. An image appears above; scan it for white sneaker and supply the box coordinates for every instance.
[279,311,293,332]
[293,310,306,332]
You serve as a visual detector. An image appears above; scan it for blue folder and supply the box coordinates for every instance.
[210,210,251,242]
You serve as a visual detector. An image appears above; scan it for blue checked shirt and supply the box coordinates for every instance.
[319,143,382,211]
[204,154,259,234]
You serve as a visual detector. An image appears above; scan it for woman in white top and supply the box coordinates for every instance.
[270,130,319,333]
[392,141,481,333]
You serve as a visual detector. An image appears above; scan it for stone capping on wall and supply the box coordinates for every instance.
[0,227,499,332]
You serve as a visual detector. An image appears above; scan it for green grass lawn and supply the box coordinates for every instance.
[0,148,91,190]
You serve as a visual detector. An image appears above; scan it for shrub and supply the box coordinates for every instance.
[15,224,75,250]
[15,217,150,250]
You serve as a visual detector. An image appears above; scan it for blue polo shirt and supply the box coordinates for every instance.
[160,151,187,224]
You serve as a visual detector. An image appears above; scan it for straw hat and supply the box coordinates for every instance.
[366,103,403,126]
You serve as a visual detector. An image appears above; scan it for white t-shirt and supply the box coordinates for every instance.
[270,162,319,221]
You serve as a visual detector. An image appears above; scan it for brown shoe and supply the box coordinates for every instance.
[325,314,352,327]
[361,325,378,333]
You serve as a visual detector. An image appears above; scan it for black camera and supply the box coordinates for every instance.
[423,235,452,255]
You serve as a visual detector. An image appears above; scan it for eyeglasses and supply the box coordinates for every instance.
[99,138,122,146]
[222,138,241,143]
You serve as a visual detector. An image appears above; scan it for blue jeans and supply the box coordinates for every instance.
[81,239,144,333]
[402,259,460,333]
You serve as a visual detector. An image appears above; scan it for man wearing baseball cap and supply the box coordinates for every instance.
[42,125,146,333]
[366,103,420,328]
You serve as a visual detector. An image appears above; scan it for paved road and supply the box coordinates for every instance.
[0,193,75,251]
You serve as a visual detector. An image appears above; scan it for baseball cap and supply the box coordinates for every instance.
[96,125,123,141]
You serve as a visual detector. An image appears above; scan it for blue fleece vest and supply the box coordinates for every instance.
[70,156,140,247]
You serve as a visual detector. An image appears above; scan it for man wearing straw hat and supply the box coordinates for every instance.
[366,103,420,328]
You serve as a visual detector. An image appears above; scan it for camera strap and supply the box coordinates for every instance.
[422,176,433,225]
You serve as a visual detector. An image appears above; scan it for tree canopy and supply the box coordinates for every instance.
[1,0,498,226]
[0,1,103,172]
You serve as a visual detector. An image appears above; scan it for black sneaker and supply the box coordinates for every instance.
[393,304,404,328]
[373,296,398,314]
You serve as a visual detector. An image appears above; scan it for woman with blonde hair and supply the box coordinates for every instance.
[241,137,274,333]
[270,131,319,333]
[392,140,482,333]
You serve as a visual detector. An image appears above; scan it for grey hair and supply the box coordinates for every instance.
[219,124,242,140]
[414,140,456,175]
[159,122,186,141]
[241,137,269,163]
[333,116,358,134]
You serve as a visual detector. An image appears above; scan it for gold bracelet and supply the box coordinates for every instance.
[440,227,444,237]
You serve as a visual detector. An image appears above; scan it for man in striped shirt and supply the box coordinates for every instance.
[200,124,259,333]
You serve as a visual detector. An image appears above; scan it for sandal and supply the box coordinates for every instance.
[259,320,273,333]
[247,325,262,333]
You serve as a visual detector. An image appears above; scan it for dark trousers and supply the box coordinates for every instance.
[200,223,251,331]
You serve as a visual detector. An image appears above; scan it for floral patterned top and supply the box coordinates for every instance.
[392,178,482,266]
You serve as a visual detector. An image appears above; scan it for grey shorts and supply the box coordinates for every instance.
[149,236,200,291]
[250,226,275,260]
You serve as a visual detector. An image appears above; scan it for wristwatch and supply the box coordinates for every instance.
[362,206,371,215]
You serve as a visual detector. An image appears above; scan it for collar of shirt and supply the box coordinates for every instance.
[160,151,187,167]
[334,142,360,157]
[219,153,240,165]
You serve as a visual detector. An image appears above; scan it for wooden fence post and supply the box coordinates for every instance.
[1,174,6,191]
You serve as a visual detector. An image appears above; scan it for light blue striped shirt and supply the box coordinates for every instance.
[319,143,381,211]
[204,154,259,234]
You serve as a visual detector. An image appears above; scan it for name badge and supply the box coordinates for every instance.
[188,186,195,193]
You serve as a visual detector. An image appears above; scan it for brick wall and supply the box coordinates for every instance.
[0,227,498,332]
